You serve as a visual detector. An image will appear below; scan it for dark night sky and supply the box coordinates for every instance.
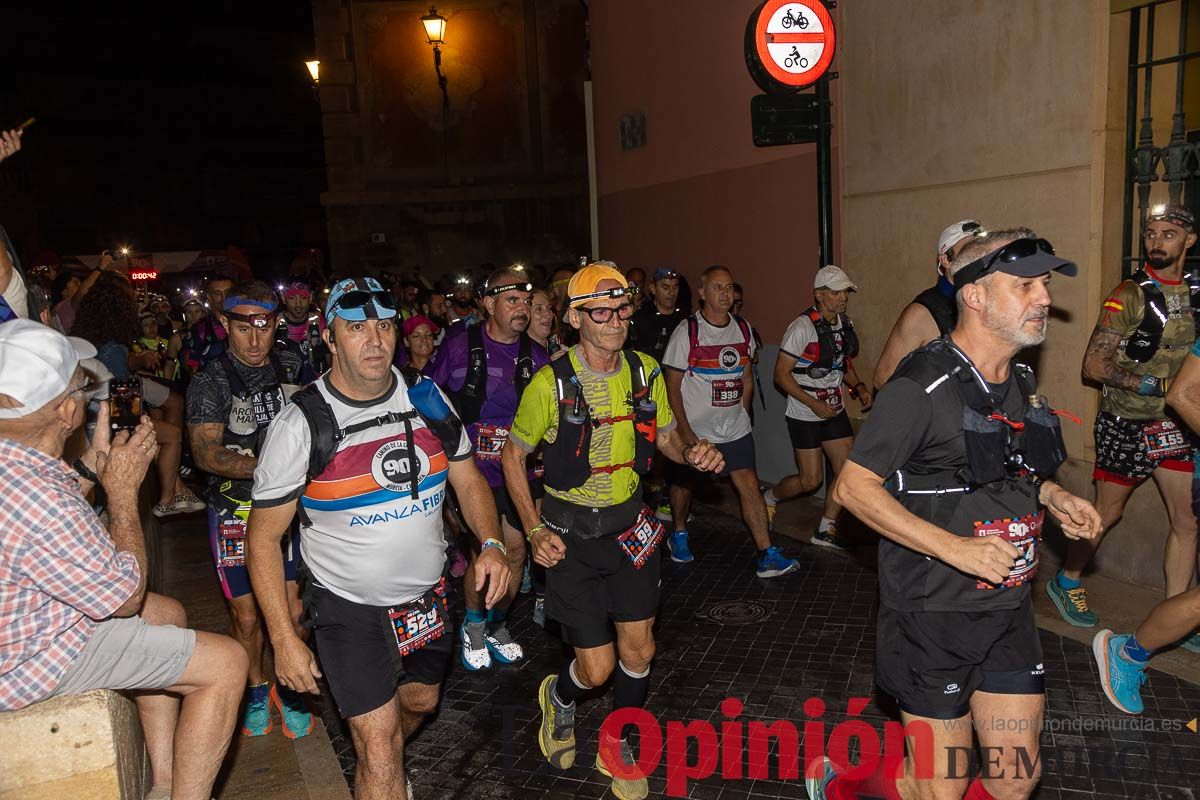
[0,2,327,275]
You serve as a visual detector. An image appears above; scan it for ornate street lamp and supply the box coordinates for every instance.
[421,6,450,177]
[421,7,447,45]
[305,60,320,86]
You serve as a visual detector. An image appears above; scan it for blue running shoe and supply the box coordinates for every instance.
[241,681,273,736]
[756,546,799,578]
[1093,630,1147,715]
[805,756,837,800]
[1178,632,1200,654]
[1045,574,1098,628]
[667,530,693,563]
[270,683,314,739]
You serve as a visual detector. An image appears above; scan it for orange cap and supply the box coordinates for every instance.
[566,263,629,308]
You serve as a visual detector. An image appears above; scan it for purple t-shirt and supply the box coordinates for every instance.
[425,325,549,487]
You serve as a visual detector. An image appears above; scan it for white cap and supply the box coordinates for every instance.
[814,265,857,292]
[937,219,982,256]
[0,320,97,419]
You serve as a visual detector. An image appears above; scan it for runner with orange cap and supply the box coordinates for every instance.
[502,262,724,800]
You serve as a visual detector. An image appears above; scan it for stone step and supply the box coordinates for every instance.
[0,689,148,800]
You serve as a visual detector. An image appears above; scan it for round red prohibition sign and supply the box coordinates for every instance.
[754,0,835,88]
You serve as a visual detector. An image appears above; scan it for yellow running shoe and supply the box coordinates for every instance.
[596,735,649,800]
[537,674,576,769]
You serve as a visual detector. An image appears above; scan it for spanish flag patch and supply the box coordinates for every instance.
[1103,299,1124,312]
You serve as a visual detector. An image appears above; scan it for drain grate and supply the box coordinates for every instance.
[699,600,771,625]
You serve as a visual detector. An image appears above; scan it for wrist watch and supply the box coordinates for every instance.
[72,457,99,484]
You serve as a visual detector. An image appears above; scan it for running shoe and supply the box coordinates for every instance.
[667,530,693,563]
[655,502,672,523]
[763,491,777,530]
[1093,630,1147,714]
[811,523,845,549]
[269,683,315,739]
[152,501,184,518]
[532,596,546,628]
[756,546,799,578]
[173,493,205,513]
[595,735,649,800]
[460,623,491,671]
[537,675,576,769]
[1045,575,1098,628]
[448,545,467,579]
[484,626,524,664]
[241,681,274,736]
[519,563,532,594]
[1178,632,1200,654]
[805,756,838,800]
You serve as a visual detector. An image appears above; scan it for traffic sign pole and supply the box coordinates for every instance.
[816,71,833,268]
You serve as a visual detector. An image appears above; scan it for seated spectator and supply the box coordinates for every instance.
[0,319,246,800]
[72,273,200,517]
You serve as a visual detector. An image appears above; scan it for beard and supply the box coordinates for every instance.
[983,296,1047,348]
[1146,250,1173,269]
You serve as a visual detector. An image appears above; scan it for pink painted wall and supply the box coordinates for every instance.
[590,0,841,342]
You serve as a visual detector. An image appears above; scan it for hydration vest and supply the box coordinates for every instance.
[206,353,301,511]
[278,314,323,364]
[188,317,227,369]
[886,338,1066,497]
[685,314,753,372]
[290,368,466,524]
[912,285,957,337]
[791,307,860,377]
[447,324,535,425]
[542,350,657,492]
[1121,267,1200,363]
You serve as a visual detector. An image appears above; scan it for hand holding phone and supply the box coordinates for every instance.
[108,378,143,434]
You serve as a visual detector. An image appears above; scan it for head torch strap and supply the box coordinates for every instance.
[486,282,534,297]
[223,310,276,328]
[569,286,632,306]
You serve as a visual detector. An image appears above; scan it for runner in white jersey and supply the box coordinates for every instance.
[661,265,800,577]
[246,277,510,799]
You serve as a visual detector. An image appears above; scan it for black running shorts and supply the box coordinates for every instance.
[787,411,854,450]
[306,583,453,719]
[874,594,1044,720]
[544,528,661,649]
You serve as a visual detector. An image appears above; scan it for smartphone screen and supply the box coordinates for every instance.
[109,378,143,433]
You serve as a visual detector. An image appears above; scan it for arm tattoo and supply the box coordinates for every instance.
[190,423,257,479]
[1083,327,1143,392]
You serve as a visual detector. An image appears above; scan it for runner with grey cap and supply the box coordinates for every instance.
[874,219,984,389]
[765,265,873,548]
[807,228,1099,800]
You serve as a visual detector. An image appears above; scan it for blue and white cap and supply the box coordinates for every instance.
[325,277,398,326]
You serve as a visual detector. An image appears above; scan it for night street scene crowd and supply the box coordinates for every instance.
[3,26,1200,800]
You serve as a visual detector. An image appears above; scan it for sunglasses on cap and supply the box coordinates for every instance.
[485,281,533,297]
[223,310,277,329]
[331,289,398,315]
[578,302,636,323]
[952,238,1057,288]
